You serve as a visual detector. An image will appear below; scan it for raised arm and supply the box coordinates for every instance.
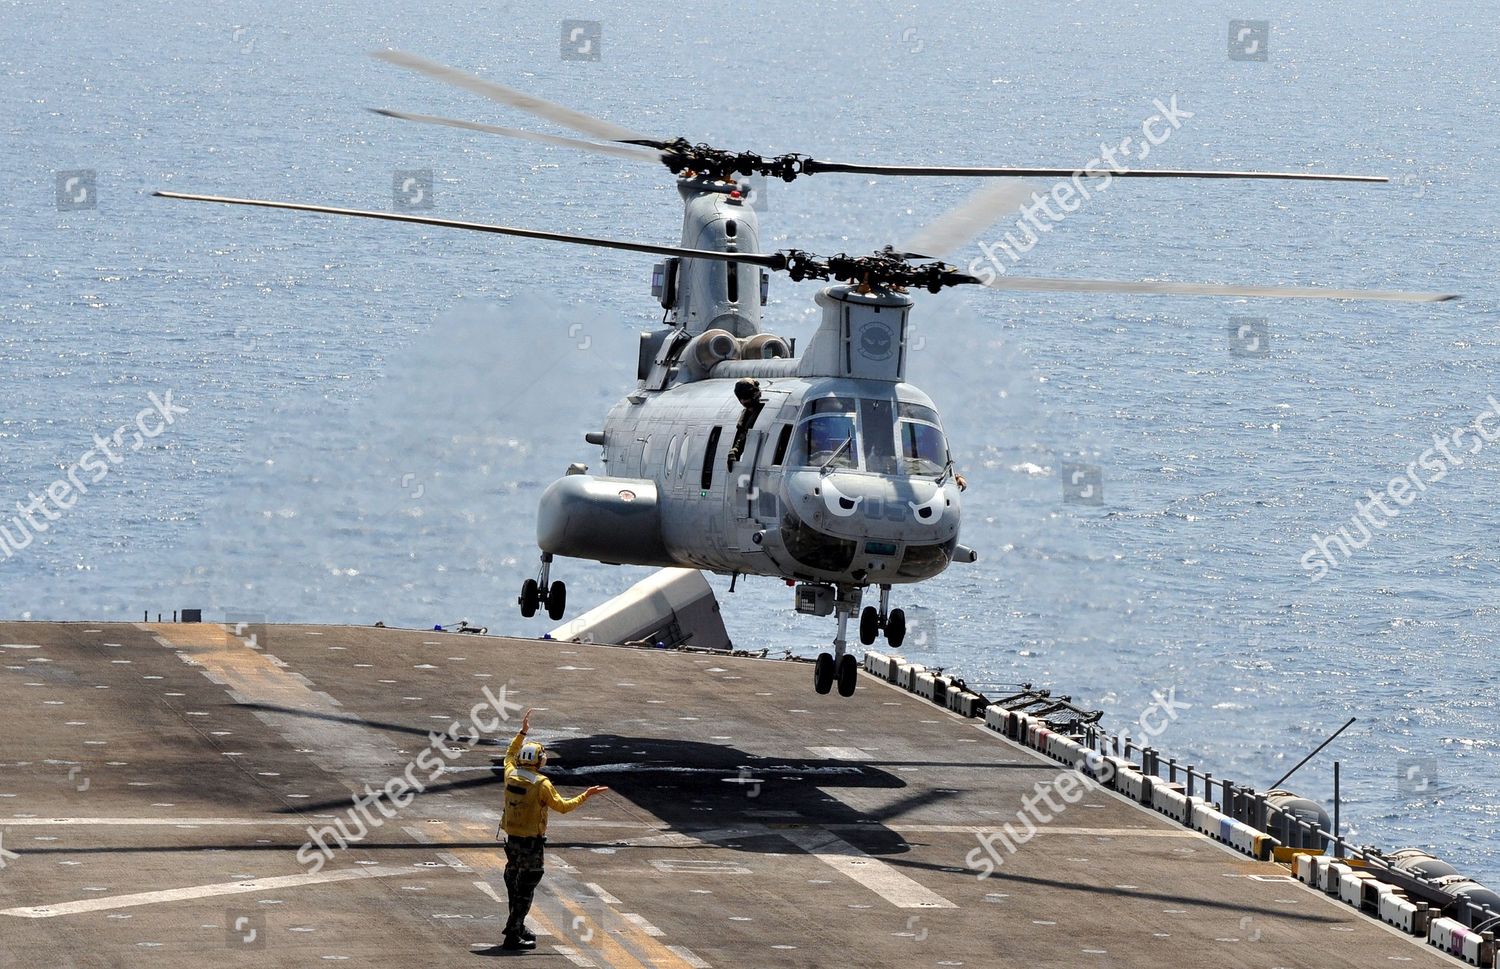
[504,708,534,771]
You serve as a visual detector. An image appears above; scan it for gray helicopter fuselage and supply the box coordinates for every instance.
[534,175,963,589]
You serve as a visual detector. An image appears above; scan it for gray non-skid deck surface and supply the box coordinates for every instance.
[0,623,1453,968]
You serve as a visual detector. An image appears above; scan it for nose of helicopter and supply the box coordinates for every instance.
[785,469,960,542]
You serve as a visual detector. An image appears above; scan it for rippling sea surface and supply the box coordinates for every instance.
[3,1,1497,879]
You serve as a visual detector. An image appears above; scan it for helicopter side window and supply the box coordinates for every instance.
[859,398,898,475]
[771,424,792,466]
[900,420,947,476]
[701,427,722,490]
[790,415,857,469]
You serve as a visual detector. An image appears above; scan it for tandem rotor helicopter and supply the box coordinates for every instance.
[159,50,1457,697]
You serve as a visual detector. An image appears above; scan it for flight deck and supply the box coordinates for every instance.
[0,622,1461,968]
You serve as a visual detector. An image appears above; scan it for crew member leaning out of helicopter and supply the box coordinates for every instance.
[498,709,610,952]
[726,377,765,468]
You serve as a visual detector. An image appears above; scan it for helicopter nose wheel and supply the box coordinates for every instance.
[859,586,907,648]
[813,653,835,695]
[886,608,906,648]
[814,587,861,697]
[835,654,858,697]
[518,554,567,621]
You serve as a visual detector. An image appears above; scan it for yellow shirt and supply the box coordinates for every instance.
[501,730,588,837]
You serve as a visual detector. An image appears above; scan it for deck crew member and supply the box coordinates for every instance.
[499,709,609,951]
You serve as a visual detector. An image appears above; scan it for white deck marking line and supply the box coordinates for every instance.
[778,828,957,909]
[585,882,621,904]
[473,880,505,905]
[666,945,712,968]
[1,865,414,918]
[839,824,1200,838]
[622,912,665,936]
[552,945,599,967]
[805,746,872,760]
[471,881,553,935]
[436,851,473,872]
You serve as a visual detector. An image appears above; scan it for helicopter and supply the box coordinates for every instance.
[157,50,1457,698]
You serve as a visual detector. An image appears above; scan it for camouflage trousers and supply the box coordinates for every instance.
[503,835,547,935]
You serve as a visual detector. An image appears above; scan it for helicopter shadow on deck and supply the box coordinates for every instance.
[533,733,965,856]
[239,701,1020,857]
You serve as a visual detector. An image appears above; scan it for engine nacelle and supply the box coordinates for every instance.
[536,474,673,567]
[680,327,740,379]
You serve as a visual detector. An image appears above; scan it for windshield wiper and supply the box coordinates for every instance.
[819,434,853,475]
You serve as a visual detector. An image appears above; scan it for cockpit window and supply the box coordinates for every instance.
[860,398,898,475]
[900,420,947,475]
[788,395,945,476]
[808,396,856,415]
[791,414,857,469]
[898,402,940,424]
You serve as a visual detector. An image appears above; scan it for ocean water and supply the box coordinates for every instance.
[3,1,1498,881]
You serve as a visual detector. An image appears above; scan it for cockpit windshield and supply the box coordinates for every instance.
[788,396,947,477]
[900,420,946,475]
[792,414,857,469]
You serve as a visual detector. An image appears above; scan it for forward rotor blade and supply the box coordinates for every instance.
[372,49,651,144]
[897,180,1038,261]
[981,274,1457,302]
[153,191,783,268]
[369,108,663,163]
[802,159,1389,183]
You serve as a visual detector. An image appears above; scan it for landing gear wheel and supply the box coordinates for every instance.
[546,580,567,621]
[886,608,906,648]
[859,606,879,646]
[519,579,539,618]
[836,654,858,697]
[813,653,835,695]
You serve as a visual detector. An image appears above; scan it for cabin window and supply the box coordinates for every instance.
[771,424,792,466]
[701,427,722,490]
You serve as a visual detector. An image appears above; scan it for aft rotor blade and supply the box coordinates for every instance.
[369,108,663,163]
[802,159,1389,183]
[897,180,1038,261]
[981,274,1457,302]
[372,49,652,144]
[153,191,784,268]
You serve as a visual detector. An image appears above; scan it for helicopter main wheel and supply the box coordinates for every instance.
[835,654,858,697]
[886,608,907,648]
[813,653,835,695]
[858,606,880,646]
[519,579,540,618]
[546,580,567,621]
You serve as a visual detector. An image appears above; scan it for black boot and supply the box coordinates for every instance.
[520,925,536,942]
[501,933,536,951]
